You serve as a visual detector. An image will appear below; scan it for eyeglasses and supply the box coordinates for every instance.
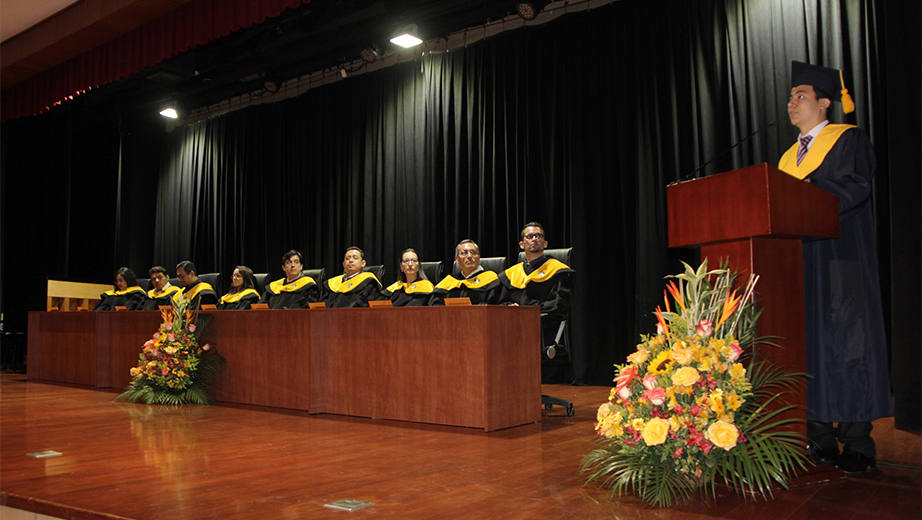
[523,233,545,240]
[401,259,419,264]
[457,250,479,257]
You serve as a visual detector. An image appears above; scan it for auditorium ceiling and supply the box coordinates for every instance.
[1,0,527,122]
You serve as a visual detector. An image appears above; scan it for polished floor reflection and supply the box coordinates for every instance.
[1,374,919,519]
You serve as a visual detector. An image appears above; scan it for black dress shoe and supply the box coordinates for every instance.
[806,444,839,464]
[835,450,876,473]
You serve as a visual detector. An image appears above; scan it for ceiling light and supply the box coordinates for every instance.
[159,107,179,118]
[515,1,549,20]
[390,24,422,48]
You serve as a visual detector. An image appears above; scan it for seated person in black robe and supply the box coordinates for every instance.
[323,247,384,308]
[498,222,574,354]
[259,249,320,309]
[430,239,507,305]
[218,265,261,310]
[176,261,218,309]
[94,267,147,311]
[142,266,182,310]
[383,248,434,307]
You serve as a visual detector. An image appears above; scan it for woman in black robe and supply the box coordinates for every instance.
[217,266,261,310]
[383,249,433,307]
[93,267,147,311]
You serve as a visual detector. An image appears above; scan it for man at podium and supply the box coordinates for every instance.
[779,61,892,473]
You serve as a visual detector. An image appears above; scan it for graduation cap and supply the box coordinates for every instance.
[791,61,855,113]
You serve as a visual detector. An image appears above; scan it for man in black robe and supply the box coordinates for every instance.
[142,266,181,310]
[430,239,507,305]
[259,249,320,309]
[498,222,574,359]
[778,61,892,473]
[176,261,218,309]
[322,247,384,308]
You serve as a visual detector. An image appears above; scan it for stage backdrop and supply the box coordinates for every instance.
[2,0,917,420]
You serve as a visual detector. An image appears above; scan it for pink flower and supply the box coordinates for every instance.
[617,386,632,400]
[642,375,658,391]
[188,324,197,332]
[644,387,666,406]
[696,319,714,337]
[656,322,665,335]
[167,333,177,342]
[152,332,160,339]
[202,343,211,351]
[161,368,169,375]
[143,339,154,347]
[727,340,743,361]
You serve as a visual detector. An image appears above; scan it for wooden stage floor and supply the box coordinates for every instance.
[1,373,919,519]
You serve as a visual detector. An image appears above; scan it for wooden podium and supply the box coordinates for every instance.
[667,163,840,433]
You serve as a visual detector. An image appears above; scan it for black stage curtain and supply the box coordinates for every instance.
[150,0,890,387]
[3,0,917,421]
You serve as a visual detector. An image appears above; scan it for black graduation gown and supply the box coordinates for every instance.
[429,270,507,306]
[259,276,319,309]
[383,279,435,307]
[142,285,182,311]
[779,125,892,423]
[498,256,574,347]
[218,288,261,310]
[93,287,147,311]
[323,272,384,308]
[180,280,218,309]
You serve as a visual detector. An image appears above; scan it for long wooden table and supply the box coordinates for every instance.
[27,306,541,431]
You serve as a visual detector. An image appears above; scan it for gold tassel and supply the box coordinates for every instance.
[840,69,855,114]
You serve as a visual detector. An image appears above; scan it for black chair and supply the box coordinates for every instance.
[253,273,271,294]
[137,278,151,292]
[363,264,385,282]
[168,277,180,289]
[451,256,507,277]
[302,268,326,286]
[420,261,443,282]
[517,248,575,416]
[198,273,222,297]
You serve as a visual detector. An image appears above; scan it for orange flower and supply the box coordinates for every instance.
[666,280,686,311]
[655,306,670,339]
[716,289,742,329]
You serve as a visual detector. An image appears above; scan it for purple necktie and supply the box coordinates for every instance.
[797,135,813,165]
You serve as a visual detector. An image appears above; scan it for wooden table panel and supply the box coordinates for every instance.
[27,312,97,387]
[310,306,541,431]
[204,310,311,410]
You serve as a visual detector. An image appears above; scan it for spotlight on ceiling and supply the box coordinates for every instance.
[263,77,281,93]
[159,107,179,119]
[360,44,382,63]
[515,0,549,20]
[390,24,422,48]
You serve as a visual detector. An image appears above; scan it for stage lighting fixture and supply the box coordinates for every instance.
[515,1,549,20]
[263,78,281,93]
[159,107,179,118]
[360,44,382,63]
[390,24,422,48]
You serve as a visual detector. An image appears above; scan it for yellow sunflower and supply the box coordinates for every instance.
[647,350,674,375]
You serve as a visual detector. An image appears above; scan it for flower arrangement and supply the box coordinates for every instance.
[581,261,808,507]
[117,297,224,405]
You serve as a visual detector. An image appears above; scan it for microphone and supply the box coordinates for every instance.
[670,119,778,186]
